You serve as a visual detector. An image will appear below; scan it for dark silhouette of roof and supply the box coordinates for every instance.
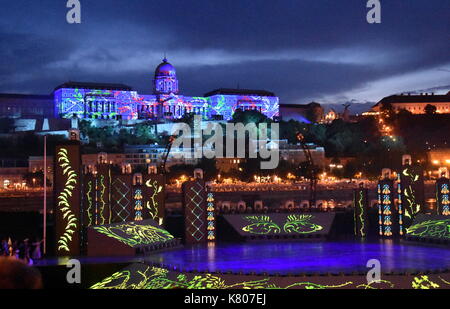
[280,102,322,109]
[54,81,133,92]
[35,118,71,132]
[0,93,52,99]
[373,92,450,107]
[204,88,275,97]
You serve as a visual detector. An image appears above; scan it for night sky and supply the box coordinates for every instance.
[0,0,449,105]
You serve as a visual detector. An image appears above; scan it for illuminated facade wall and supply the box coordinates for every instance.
[353,187,369,237]
[398,164,425,228]
[54,142,81,256]
[182,179,208,244]
[54,59,279,121]
[55,89,279,121]
[436,177,450,216]
[377,178,399,237]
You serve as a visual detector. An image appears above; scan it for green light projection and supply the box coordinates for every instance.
[412,276,440,289]
[400,167,423,221]
[241,215,323,235]
[406,219,450,239]
[90,264,450,290]
[56,148,78,253]
[145,179,163,220]
[283,215,323,234]
[98,175,107,225]
[90,265,353,289]
[242,216,281,234]
[86,180,93,226]
[92,222,174,247]
[354,190,366,237]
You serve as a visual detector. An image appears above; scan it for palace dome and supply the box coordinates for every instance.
[154,58,176,78]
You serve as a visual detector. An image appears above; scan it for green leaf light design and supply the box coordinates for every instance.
[242,216,281,235]
[145,179,163,219]
[283,215,323,234]
[56,148,78,253]
[406,219,450,239]
[93,222,174,247]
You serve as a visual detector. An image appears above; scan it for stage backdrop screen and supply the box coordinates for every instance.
[406,214,450,241]
[90,219,174,248]
[222,213,335,237]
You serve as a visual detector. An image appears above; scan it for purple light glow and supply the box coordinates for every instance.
[144,240,450,274]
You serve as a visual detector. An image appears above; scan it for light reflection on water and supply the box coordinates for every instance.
[145,241,450,274]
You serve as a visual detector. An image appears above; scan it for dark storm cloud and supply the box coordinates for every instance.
[0,0,449,103]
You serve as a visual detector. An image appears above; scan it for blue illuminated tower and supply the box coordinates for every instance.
[153,57,179,95]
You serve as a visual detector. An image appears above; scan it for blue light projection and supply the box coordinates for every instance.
[144,241,450,275]
[54,58,279,121]
[56,88,279,121]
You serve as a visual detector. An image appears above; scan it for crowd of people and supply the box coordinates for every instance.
[0,237,43,265]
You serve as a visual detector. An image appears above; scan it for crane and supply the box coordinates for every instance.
[296,132,318,208]
[159,135,175,175]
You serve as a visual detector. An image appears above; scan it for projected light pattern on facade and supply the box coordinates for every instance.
[56,88,279,121]
[93,222,174,247]
[54,58,279,121]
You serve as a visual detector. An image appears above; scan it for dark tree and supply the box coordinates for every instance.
[424,104,437,115]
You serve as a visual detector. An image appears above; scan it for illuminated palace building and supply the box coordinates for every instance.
[371,92,450,114]
[54,58,279,121]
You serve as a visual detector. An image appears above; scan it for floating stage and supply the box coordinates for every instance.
[91,240,450,289]
[86,213,450,289]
